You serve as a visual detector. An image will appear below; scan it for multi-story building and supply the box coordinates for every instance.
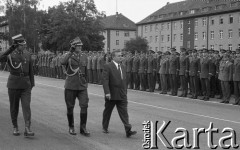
[136,0,240,52]
[0,20,9,52]
[101,12,137,52]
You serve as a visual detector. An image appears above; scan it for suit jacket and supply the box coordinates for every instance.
[0,46,35,89]
[233,58,240,81]
[61,52,87,90]
[102,61,127,101]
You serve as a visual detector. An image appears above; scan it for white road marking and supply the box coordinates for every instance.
[0,74,240,125]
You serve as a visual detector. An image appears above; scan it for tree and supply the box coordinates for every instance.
[124,36,148,54]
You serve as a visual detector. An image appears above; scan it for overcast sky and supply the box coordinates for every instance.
[39,0,182,23]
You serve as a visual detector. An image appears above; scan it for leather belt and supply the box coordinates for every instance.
[10,72,29,77]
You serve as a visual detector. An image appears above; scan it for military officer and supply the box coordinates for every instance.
[208,49,217,98]
[168,48,179,96]
[139,52,147,91]
[159,51,170,94]
[132,51,140,90]
[60,37,90,136]
[156,51,162,91]
[87,52,93,83]
[0,34,35,136]
[233,48,240,105]
[218,50,233,103]
[126,53,133,89]
[178,48,189,97]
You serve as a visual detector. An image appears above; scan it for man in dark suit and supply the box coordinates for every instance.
[102,49,137,138]
[0,34,35,136]
[60,37,90,136]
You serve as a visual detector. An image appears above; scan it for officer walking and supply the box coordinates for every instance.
[60,37,90,136]
[0,34,35,136]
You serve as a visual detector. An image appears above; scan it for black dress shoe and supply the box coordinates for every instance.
[13,127,20,136]
[224,101,229,104]
[220,100,226,103]
[80,127,90,137]
[102,128,109,134]
[126,130,137,138]
[24,127,34,137]
[69,127,77,135]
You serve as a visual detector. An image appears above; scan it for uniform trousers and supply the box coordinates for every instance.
[92,69,97,83]
[139,73,147,91]
[234,81,240,101]
[87,69,93,83]
[221,81,231,102]
[209,76,216,97]
[97,69,102,84]
[132,72,140,90]
[147,73,154,91]
[102,99,132,132]
[169,74,178,95]
[180,75,188,96]
[189,76,199,97]
[160,74,167,93]
[127,72,133,89]
[201,78,210,98]
[8,87,32,128]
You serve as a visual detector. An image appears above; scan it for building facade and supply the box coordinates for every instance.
[0,20,9,52]
[137,0,240,52]
[101,12,137,53]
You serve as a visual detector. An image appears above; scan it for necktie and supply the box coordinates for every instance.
[118,63,122,79]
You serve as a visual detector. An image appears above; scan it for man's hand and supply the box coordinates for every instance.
[105,94,111,100]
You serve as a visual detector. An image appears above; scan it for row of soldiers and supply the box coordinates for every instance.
[33,48,240,105]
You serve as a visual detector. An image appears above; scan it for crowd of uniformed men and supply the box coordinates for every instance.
[7,47,240,105]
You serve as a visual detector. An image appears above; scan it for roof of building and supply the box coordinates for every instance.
[101,12,137,31]
[137,0,240,25]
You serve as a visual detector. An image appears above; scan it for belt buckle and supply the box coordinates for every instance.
[20,73,24,77]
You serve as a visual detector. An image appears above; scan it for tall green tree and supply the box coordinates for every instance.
[124,36,148,54]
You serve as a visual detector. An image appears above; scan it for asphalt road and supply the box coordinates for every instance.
[0,71,239,150]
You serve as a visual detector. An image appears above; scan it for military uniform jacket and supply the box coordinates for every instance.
[218,60,233,81]
[169,55,179,75]
[159,58,169,75]
[179,55,189,76]
[200,57,210,79]
[208,57,216,76]
[156,55,161,73]
[0,46,35,89]
[61,52,88,90]
[87,56,92,70]
[147,56,154,73]
[126,57,133,73]
[97,56,101,70]
[139,57,147,73]
[132,56,139,73]
[189,57,200,76]
[233,57,240,81]
[92,56,97,70]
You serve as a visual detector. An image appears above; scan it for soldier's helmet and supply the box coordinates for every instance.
[12,34,26,45]
[70,37,83,46]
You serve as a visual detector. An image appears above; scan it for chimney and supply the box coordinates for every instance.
[166,2,170,5]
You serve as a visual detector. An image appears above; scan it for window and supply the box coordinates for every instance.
[210,31,214,39]
[155,36,158,43]
[194,45,198,49]
[187,41,190,48]
[203,32,206,40]
[202,18,207,26]
[149,36,152,43]
[124,31,129,37]
[210,45,214,49]
[124,40,127,46]
[174,22,177,30]
[195,19,198,27]
[190,9,195,14]
[145,26,147,33]
[116,40,119,45]
[219,16,223,24]
[161,23,164,30]
[228,44,232,50]
[173,34,176,42]
[155,47,158,51]
[219,45,223,49]
[167,35,170,42]
[155,24,158,31]
[202,45,206,48]
[238,44,240,48]
[188,20,190,24]
[229,15,233,24]
[116,31,119,36]
[180,21,183,29]
[180,34,183,41]
[220,30,223,39]
[167,23,170,30]
[188,27,191,34]
[161,35,164,42]
[194,32,198,40]
[229,29,233,38]
[211,18,214,25]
